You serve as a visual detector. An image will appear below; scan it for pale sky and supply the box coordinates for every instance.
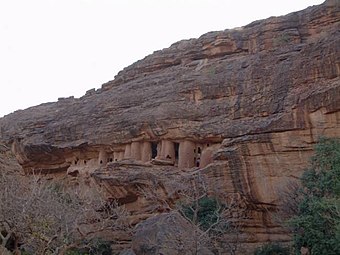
[0,0,324,117]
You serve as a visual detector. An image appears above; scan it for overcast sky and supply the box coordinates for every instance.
[0,0,324,117]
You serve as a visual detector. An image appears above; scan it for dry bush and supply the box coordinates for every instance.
[275,180,303,224]
[0,171,131,255]
[176,172,242,255]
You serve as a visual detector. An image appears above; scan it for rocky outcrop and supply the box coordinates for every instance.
[0,0,338,166]
[91,162,183,216]
[0,0,339,253]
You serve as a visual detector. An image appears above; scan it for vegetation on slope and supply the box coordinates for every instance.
[255,137,340,255]
[290,137,340,254]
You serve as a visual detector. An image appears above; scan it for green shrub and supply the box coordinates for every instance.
[290,137,340,255]
[66,249,88,255]
[89,239,112,255]
[21,251,34,255]
[254,243,290,255]
[180,196,221,231]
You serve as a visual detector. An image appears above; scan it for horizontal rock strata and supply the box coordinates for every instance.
[0,0,339,253]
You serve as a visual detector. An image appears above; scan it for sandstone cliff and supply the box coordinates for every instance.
[0,0,339,253]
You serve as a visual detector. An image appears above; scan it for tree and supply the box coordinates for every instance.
[133,170,242,254]
[289,137,340,255]
[177,172,242,255]
[0,170,131,254]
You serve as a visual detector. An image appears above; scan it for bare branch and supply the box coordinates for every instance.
[0,170,132,254]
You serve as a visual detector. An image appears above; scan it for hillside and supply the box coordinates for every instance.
[0,0,339,253]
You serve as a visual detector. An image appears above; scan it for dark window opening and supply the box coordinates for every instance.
[100,160,103,164]
[115,159,118,161]
[194,149,196,153]
[84,160,87,165]
[207,143,210,147]
[151,142,158,159]
[166,154,171,159]
[196,161,200,167]
[109,158,113,162]
[174,142,179,160]
[68,170,79,177]
[74,160,78,165]
[198,147,202,154]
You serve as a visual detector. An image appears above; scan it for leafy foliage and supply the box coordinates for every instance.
[66,249,88,255]
[290,137,340,255]
[180,196,221,231]
[254,243,290,255]
[88,239,112,255]
[177,174,242,255]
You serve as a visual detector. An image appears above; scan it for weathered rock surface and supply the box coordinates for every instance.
[91,162,184,216]
[0,0,339,253]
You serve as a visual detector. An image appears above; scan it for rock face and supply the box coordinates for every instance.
[0,0,339,253]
